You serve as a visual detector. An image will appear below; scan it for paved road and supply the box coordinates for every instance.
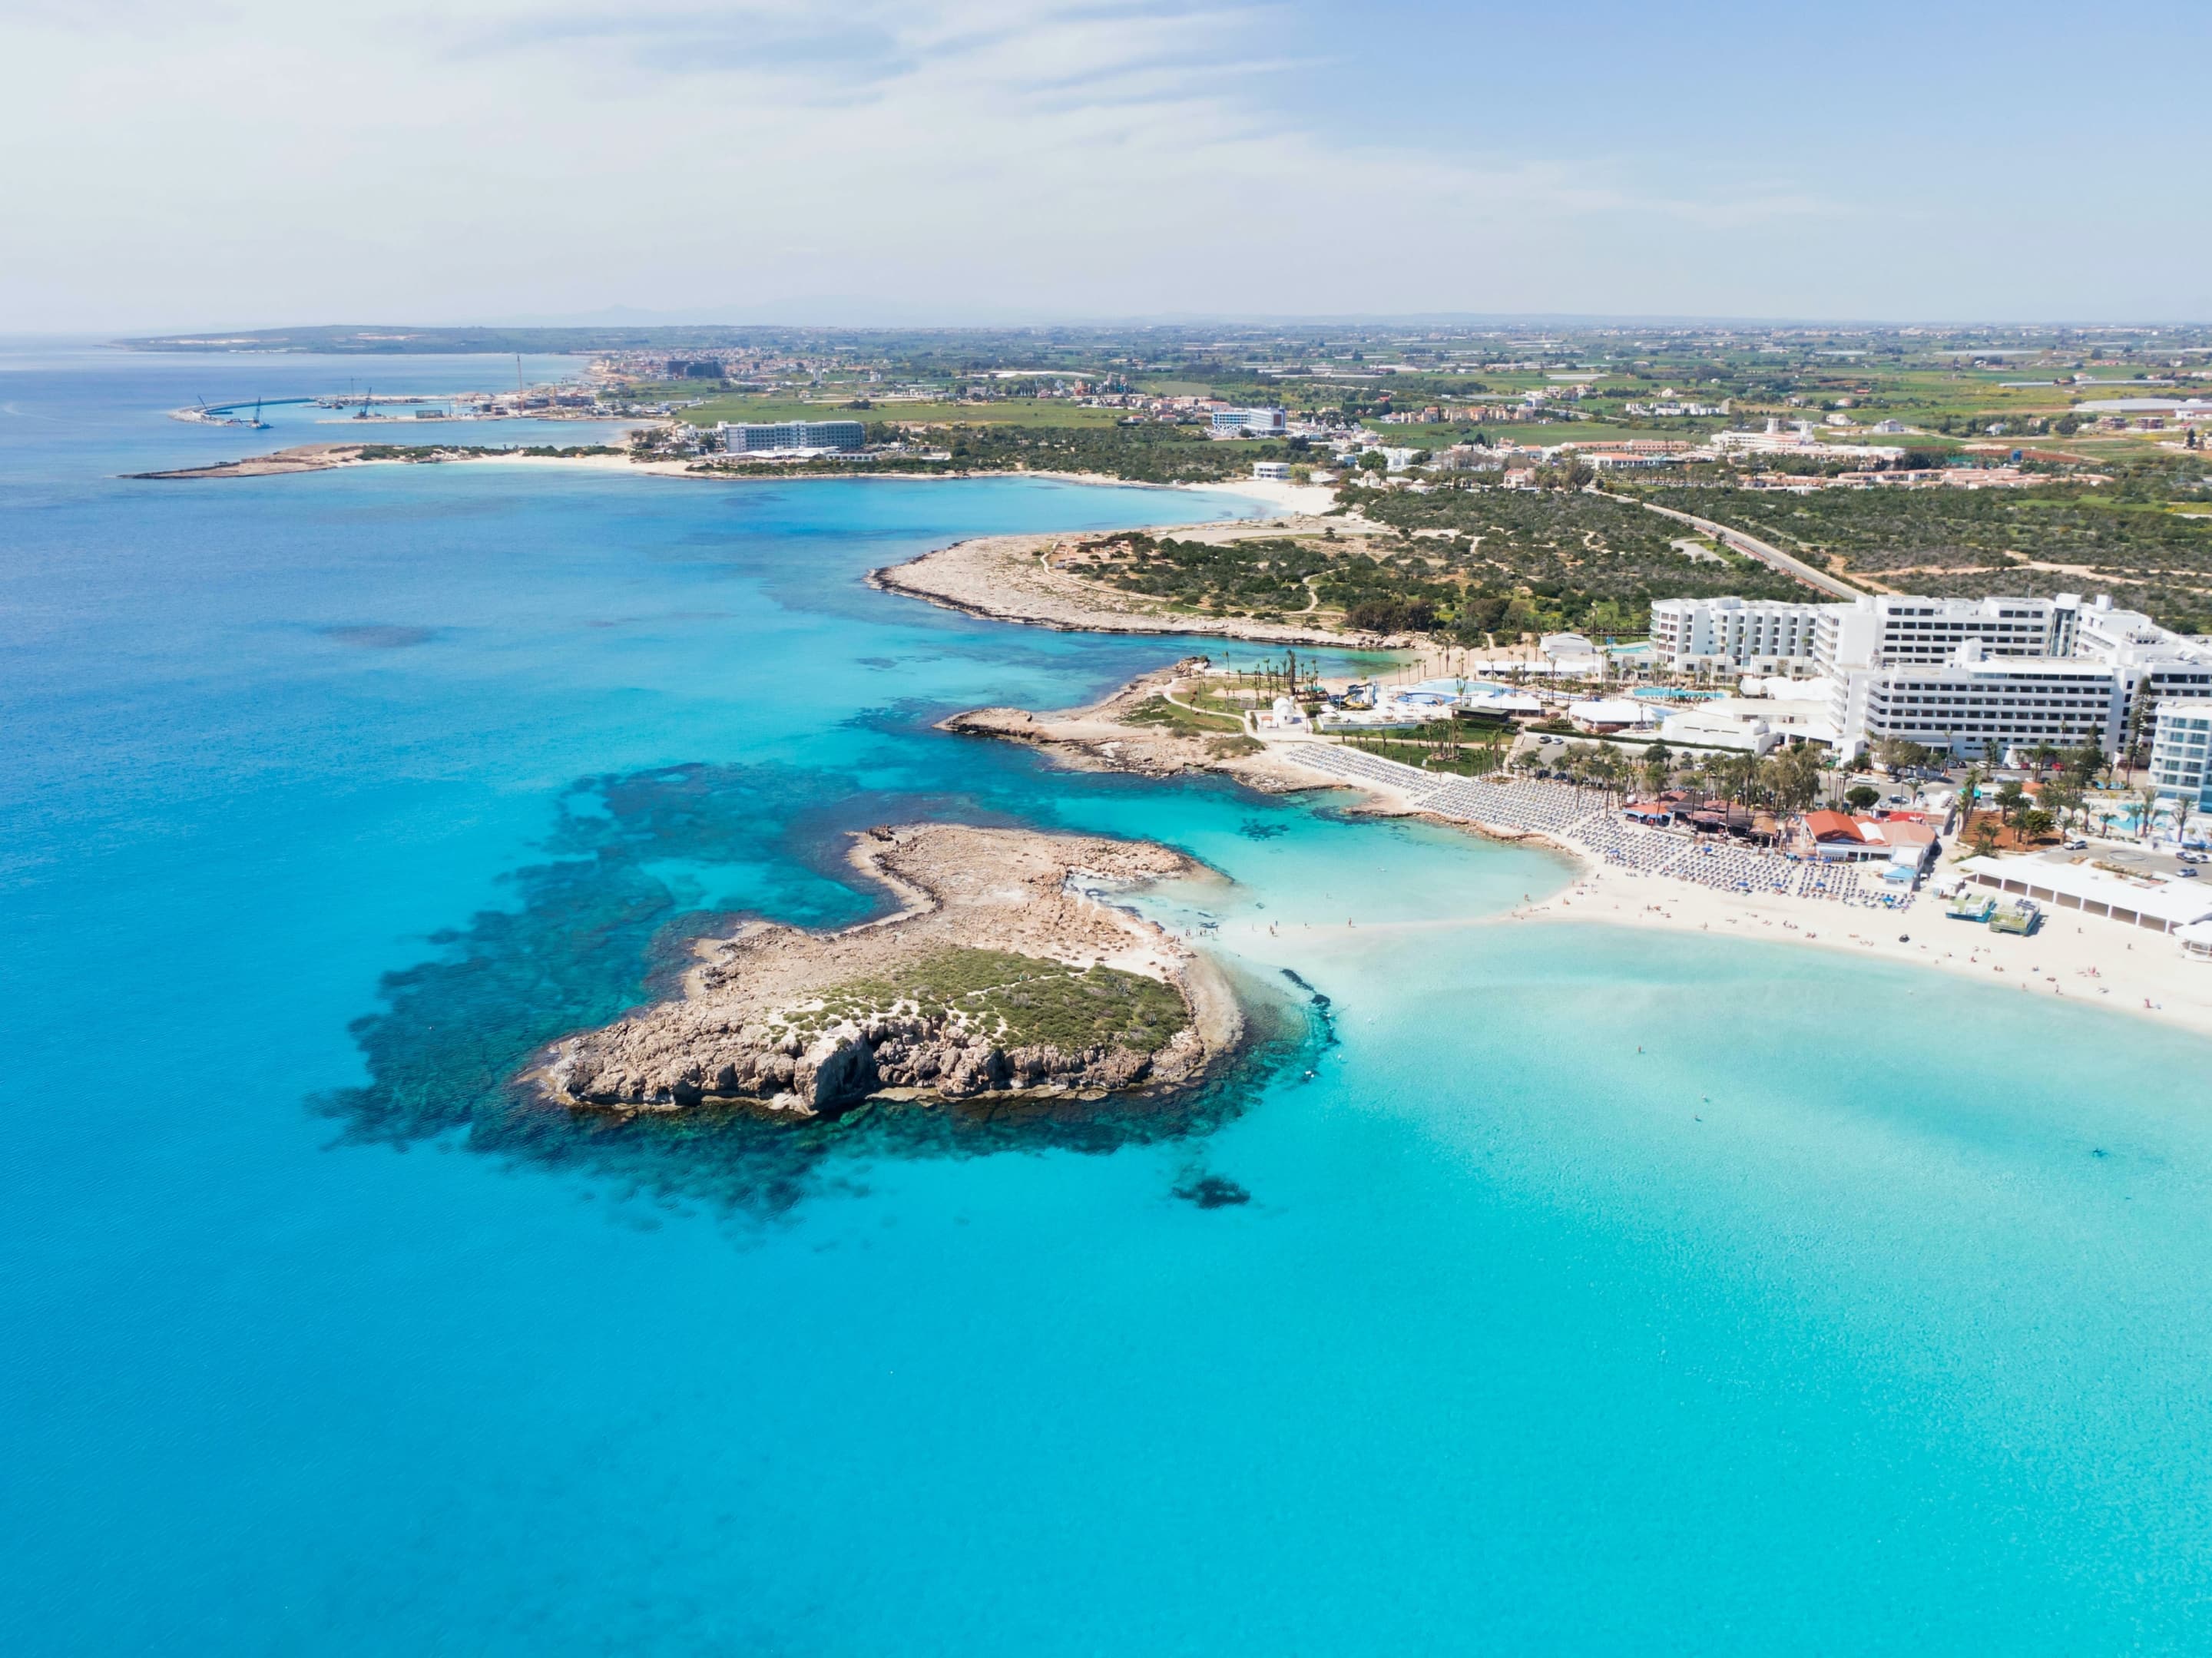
[1598,489,1864,600]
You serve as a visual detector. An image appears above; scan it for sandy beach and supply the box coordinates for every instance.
[1512,860,2212,1036]
[1261,741,2212,1041]
[132,441,1338,512]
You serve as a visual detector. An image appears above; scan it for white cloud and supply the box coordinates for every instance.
[0,2,1984,329]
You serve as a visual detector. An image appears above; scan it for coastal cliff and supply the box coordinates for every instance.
[533,822,1240,1118]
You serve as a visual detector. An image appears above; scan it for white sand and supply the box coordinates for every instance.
[1264,743,2212,1042]
[413,452,1339,515]
[1513,862,2212,1038]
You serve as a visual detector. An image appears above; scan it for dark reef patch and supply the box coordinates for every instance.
[1279,967,1337,1053]
[1173,1173,1251,1209]
[322,624,437,649]
[316,760,1323,1220]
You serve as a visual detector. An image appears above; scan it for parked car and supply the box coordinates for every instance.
[2178,866,2200,879]
[2065,839,2088,851]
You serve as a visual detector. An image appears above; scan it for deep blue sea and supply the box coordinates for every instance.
[7,344,2212,1654]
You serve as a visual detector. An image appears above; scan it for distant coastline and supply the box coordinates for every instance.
[122,439,1326,514]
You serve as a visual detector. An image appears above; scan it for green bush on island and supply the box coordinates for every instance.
[783,948,1187,1055]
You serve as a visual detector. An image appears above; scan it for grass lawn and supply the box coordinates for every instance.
[1122,694,1247,734]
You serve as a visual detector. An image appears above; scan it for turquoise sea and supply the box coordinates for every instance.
[6,344,2212,1653]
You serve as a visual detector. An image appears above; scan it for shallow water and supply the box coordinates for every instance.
[5,347,2212,1653]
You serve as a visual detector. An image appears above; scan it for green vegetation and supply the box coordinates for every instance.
[352,443,621,462]
[1086,534,1339,623]
[682,420,1293,484]
[676,394,1127,429]
[793,948,1187,1054]
[1353,485,1806,634]
[1644,473,2212,632]
[150,320,2212,567]
[1341,724,1512,776]
[927,422,1289,481]
[1051,483,1833,640]
[1121,693,1244,733]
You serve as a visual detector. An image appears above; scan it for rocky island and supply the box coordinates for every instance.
[533,822,1240,1118]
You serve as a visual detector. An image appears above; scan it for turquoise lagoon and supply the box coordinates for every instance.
[5,347,2212,1653]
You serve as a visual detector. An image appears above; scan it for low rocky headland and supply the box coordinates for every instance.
[867,512,1381,645]
[532,822,1240,1118]
[941,662,1326,794]
[127,443,372,479]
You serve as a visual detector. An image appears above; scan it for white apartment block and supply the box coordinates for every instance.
[1828,646,2126,760]
[1210,407,1286,436]
[1650,590,2212,759]
[2151,700,2212,813]
[1813,593,2081,670]
[1649,596,1823,673]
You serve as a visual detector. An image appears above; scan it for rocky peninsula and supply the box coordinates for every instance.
[533,822,1240,1118]
[868,511,1381,645]
[942,662,1323,793]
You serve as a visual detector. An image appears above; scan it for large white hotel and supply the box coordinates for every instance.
[1647,592,2212,796]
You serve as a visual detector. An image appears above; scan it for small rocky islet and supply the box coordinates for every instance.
[532,822,1241,1119]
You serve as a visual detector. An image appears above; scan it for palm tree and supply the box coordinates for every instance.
[1959,762,1985,828]
[2135,785,2161,845]
[1591,741,1627,806]
[1719,753,1758,815]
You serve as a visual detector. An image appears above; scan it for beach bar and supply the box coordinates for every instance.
[1958,855,2212,935]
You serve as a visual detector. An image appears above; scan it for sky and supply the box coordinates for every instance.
[2,0,2207,332]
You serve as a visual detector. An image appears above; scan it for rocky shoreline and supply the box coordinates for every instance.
[530,822,1241,1120]
[126,443,372,480]
[867,513,1388,647]
[940,661,1328,794]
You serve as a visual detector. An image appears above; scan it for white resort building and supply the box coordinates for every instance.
[718,419,866,455]
[1651,590,2212,760]
[1210,407,1287,437]
[1649,596,1822,674]
[2151,700,2212,812]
